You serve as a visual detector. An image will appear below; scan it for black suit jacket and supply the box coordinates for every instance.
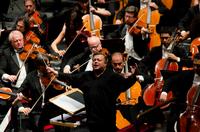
[60,48,91,72]
[18,70,64,111]
[162,70,195,103]
[107,23,150,58]
[0,47,35,88]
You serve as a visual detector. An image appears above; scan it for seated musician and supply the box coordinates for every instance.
[107,5,150,67]
[62,35,109,73]
[13,53,67,132]
[115,0,169,25]
[50,2,88,61]
[159,53,200,132]
[47,52,137,132]
[138,27,193,89]
[22,0,48,51]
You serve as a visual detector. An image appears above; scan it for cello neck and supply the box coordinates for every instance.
[89,0,95,32]
[192,85,200,105]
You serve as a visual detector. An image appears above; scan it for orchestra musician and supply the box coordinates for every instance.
[47,52,137,132]
[62,35,109,73]
[115,0,169,25]
[111,52,143,123]
[0,30,36,131]
[158,53,200,132]
[22,0,48,50]
[90,0,115,24]
[138,28,192,89]
[50,1,88,60]
[12,53,66,132]
[0,30,35,90]
[178,0,200,41]
[107,5,150,67]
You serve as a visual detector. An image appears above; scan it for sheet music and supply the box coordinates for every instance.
[50,93,85,114]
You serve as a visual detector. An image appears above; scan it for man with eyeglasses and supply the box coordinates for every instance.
[62,35,109,73]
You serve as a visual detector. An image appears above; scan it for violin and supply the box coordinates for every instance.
[19,43,46,61]
[40,72,67,91]
[0,87,30,102]
[128,19,146,36]
[28,10,46,36]
[0,87,15,100]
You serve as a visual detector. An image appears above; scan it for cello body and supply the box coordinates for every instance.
[138,0,161,50]
[179,85,200,132]
[143,58,176,107]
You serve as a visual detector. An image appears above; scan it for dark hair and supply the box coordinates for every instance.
[34,53,49,67]
[125,6,139,16]
[15,16,30,31]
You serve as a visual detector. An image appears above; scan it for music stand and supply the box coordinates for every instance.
[49,88,85,115]
[101,38,125,54]
[102,24,121,39]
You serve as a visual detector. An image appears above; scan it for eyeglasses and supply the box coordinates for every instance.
[125,15,134,18]
[89,43,100,50]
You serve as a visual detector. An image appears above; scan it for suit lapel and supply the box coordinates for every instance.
[10,50,20,68]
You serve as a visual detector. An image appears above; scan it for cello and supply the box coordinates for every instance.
[143,32,180,108]
[138,0,161,50]
[82,0,102,37]
[179,84,200,132]
[116,53,142,130]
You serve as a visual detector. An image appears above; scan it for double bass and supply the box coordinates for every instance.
[179,84,200,132]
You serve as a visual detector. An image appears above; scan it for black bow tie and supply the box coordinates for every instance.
[16,48,24,53]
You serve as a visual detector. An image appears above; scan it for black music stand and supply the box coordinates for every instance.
[101,38,125,54]
[102,24,121,39]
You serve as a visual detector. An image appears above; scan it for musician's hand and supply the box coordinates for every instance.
[46,66,58,75]
[166,52,180,62]
[180,30,189,40]
[90,6,96,13]
[150,2,158,9]
[63,65,71,73]
[18,107,31,116]
[141,27,149,35]
[6,75,17,83]
[56,50,65,57]
[160,92,168,102]
[115,19,122,25]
